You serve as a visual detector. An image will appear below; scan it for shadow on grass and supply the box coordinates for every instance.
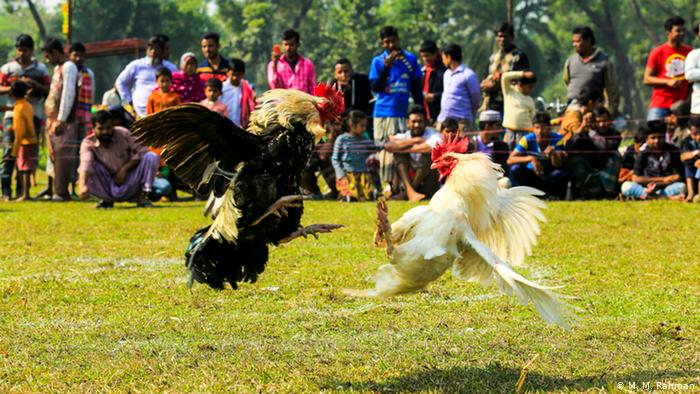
[323,365,698,392]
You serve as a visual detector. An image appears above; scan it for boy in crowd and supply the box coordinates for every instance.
[1,34,50,200]
[9,81,37,201]
[147,67,181,115]
[680,117,700,201]
[418,40,445,125]
[222,58,256,127]
[200,77,229,117]
[332,110,382,201]
[501,70,536,149]
[620,121,686,200]
[507,112,569,199]
[619,130,646,184]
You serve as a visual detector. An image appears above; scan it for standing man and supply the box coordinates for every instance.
[479,22,529,113]
[644,16,693,121]
[331,58,373,117]
[267,29,316,94]
[197,32,231,82]
[42,38,79,202]
[685,23,700,119]
[0,34,49,200]
[115,35,177,118]
[564,26,619,116]
[418,40,446,125]
[369,26,423,187]
[437,44,481,131]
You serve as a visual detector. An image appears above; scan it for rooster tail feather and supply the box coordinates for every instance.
[491,263,575,330]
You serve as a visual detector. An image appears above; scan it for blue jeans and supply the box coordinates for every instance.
[620,181,686,199]
[509,164,570,199]
[647,107,671,122]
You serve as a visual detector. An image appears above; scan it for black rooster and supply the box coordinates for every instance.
[131,85,345,289]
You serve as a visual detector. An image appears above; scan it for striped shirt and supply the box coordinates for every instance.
[267,54,316,94]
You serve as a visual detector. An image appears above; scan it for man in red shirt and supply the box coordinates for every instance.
[644,16,693,121]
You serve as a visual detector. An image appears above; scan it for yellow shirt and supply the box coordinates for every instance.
[11,98,37,157]
[501,71,535,131]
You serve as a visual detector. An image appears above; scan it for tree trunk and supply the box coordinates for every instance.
[26,0,46,42]
[292,0,313,30]
[572,0,644,119]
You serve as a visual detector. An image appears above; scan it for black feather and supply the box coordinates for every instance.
[134,106,317,289]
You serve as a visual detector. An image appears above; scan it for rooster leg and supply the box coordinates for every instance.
[373,198,394,256]
[278,224,344,244]
[249,195,304,227]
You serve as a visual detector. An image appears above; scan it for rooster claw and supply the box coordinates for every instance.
[251,195,304,227]
[279,223,343,244]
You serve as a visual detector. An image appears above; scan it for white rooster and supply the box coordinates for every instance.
[347,133,574,329]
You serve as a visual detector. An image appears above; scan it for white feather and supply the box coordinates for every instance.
[345,153,573,329]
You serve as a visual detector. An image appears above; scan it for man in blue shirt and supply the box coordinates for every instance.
[369,26,423,187]
[437,43,481,131]
[507,112,569,199]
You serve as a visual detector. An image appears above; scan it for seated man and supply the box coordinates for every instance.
[77,110,160,208]
[384,106,442,201]
[507,112,569,199]
[621,122,686,200]
[680,116,700,201]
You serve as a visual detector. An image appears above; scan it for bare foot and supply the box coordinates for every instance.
[407,189,425,202]
[279,223,344,244]
[250,195,304,227]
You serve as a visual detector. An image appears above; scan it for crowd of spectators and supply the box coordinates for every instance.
[2,15,700,207]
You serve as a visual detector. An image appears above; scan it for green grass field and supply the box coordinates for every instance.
[0,199,699,393]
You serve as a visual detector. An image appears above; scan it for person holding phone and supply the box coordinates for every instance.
[267,29,316,94]
[368,26,423,188]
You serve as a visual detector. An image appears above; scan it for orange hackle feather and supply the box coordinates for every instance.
[431,132,469,162]
[314,82,345,122]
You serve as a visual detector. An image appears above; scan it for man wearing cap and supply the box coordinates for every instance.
[0,34,50,200]
[476,110,510,176]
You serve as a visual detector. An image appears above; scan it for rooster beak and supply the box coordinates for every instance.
[430,162,438,170]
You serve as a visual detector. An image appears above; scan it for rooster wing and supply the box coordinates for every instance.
[131,104,263,195]
[479,186,547,266]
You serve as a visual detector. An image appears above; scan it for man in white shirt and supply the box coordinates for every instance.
[115,35,177,117]
[685,23,700,116]
[385,106,442,201]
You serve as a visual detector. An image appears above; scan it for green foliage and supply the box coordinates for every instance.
[0,198,699,391]
[2,0,700,116]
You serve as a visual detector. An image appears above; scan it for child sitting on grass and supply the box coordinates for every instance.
[9,81,37,201]
[501,70,536,149]
[199,78,229,117]
[332,110,382,201]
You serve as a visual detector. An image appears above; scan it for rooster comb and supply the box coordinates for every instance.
[431,132,469,162]
[314,82,345,118]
